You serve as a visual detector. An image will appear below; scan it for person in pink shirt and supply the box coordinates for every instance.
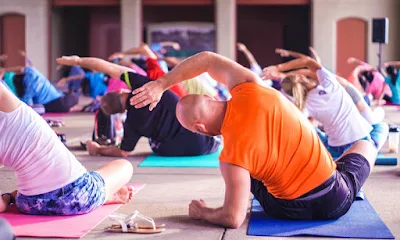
[347,57,392,104]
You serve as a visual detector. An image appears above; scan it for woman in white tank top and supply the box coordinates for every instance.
[263,55,388,159]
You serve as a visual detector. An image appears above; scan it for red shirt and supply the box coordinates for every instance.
[146,59,187,98]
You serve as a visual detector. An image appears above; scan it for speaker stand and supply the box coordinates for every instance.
[378,42,383,68]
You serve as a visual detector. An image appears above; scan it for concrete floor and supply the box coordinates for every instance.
[1,103,399,240]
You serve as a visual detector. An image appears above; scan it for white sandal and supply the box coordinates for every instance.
[106,210,165,234]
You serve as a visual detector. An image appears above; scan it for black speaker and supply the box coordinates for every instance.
[372,18,389,44]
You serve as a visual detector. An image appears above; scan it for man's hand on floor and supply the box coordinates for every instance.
[189,199,207,220]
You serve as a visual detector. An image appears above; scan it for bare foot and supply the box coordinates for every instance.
[105,186,134,205]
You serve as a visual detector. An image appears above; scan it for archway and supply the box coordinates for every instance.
[336,17,367,77]
[0,13,26,68]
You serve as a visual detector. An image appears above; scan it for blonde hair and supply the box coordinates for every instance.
[281,75,310,110]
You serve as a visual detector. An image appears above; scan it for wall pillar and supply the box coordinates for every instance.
[121,0,142,51]
[215,0,236,60]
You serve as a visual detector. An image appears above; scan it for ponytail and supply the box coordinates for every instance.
[386,65,397,85]
[282,75,309,110]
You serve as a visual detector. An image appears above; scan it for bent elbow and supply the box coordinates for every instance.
[225,214,245,229]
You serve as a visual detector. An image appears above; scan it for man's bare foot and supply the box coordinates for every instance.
[105,186,134,205]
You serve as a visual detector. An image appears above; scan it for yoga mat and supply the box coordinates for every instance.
[138,149,221,168]
[0,183,145,238]
[247,199,394,239]
[376,153,398,166]
[42,112,69,118]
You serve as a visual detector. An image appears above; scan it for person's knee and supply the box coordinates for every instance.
[345,140,377,167]
[114,159,133,176]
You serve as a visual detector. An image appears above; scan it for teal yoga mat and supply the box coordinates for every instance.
[138,149,221,168]
[376,153,398,166]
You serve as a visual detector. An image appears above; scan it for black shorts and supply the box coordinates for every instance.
[251,153,370,220]
[149,130,221,156]
[44,93,79,113]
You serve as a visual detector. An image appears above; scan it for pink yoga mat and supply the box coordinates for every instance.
[42,112,70,118]
[0,183,145,238]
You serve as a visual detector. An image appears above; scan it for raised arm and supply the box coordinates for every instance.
[0,54,7,66]
[159,41,181,50]
[108,44,157,61]
[285,68,318,80]
[57,74,85,87]
[237,43,259,65]
[275,57,322,73]
[19,50,33,67]
[56,56,133,80]
[130,51,261,110]
[383,61,400,68]
[275,48,308,59]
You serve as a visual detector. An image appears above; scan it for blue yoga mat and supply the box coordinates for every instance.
[248,199,394,239]
[376,153,397,166]
[138,149,221,168]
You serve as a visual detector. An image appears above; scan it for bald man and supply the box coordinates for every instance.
[129,51,377,228]
[56,56,221,157]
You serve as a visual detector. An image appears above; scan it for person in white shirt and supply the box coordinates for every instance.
[263,56,387,159]
[0,81,134,215]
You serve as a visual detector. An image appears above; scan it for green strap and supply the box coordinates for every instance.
[124,72,132,89]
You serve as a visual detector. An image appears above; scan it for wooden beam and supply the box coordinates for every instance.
[143,0,213,5]
[237,0,309,5]
[52,0,119,6]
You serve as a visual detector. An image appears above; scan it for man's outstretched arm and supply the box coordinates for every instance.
[130,51,261,109]
[189,162,250,228]
[56,56,133,80]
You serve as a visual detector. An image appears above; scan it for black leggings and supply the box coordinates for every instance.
[44,93,79,113]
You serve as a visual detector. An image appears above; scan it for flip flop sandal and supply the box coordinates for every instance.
[106,211,165,234]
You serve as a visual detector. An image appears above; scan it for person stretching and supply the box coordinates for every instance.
[263,56,388,159]
[108,44,187,97]
[347,57,391,105]
[0,81,134,215]
[5,66,79,113]
[273,48,385,126]
[56,55,221,157]
[127,51,377,227]
[380,62,400,105]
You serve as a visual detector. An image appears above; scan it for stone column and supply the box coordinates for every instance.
[121,0,142,51]
[215,0,236,60]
